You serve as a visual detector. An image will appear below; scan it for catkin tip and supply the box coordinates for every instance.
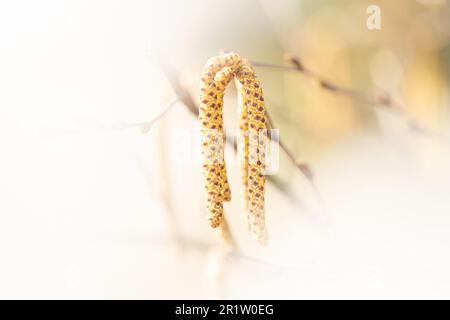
[209,220,222,228]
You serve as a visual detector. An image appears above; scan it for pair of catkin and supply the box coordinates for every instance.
[199,52,268,245]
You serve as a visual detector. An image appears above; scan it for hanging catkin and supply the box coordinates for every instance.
[199,52,268,245]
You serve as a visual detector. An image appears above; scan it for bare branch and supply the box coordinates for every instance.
[109,98,179,133]
[253,55,384,108]
[265,111,323,204]
[252,54,450,146]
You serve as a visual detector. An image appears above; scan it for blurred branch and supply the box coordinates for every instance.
[265,111,323,203]
[265,112,313,181]
[253,54,450,145]
[156,113,184,248]
[109,98,179,133]
[217,215,237,251]
[253,55,398,108]
[165,235,286,270]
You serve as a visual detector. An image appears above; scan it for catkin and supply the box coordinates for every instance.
[199,52,268,245]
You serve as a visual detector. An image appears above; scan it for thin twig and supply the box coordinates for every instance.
[156,111,184,248]
[252,57,393,108]
[217,214,238,251]
[265,111,324,206]
[109,98,179,133]
[265,112,313,181]
[252,54,450,145]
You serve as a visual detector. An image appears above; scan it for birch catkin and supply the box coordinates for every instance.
[199,52,268,245]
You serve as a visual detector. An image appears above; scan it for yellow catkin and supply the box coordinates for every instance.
[199,52,268,245]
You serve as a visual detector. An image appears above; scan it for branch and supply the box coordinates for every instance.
[265,112,313,181]
[155,113,184,248]
[252,54,450,146]
[252,55,396,109]
[109,98,179,133]
[265,111,323,203]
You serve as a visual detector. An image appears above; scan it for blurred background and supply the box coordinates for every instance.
[0,0,450,299]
